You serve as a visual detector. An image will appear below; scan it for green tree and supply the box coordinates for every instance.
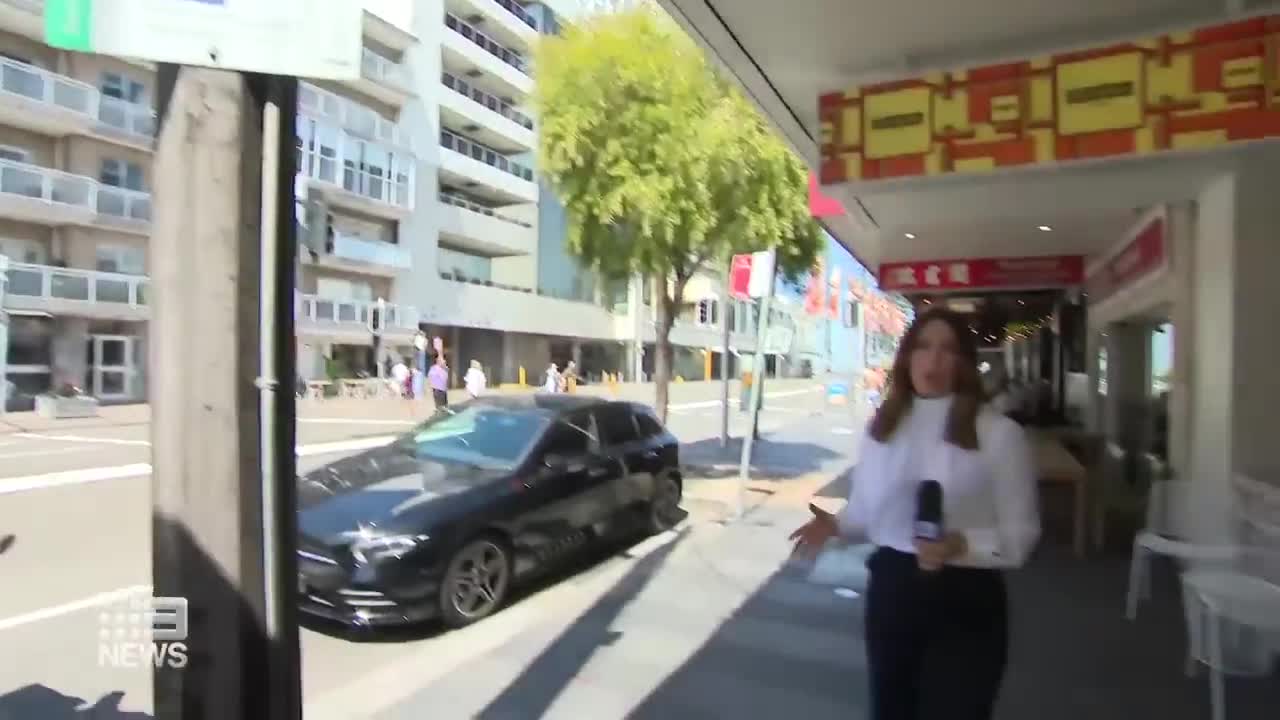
[534,7,821,420]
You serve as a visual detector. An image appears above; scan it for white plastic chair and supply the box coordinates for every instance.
[1126,478,1240,621]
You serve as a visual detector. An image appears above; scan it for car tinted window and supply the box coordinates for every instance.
[594,405,640,445]
[635,409,664,437]
[406,405,547,470]
[542,412,595,456]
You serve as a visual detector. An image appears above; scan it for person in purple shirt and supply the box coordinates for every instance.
[427,354,450,411]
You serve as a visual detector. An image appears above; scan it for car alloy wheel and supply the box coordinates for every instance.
[648,475,682,533]
[441,538,510,627]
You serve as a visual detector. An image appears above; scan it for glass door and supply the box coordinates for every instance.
[86,334,137,400]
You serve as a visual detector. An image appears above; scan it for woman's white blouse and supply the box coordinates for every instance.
[838,395,1041,568]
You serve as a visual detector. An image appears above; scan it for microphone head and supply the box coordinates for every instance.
[914,479,944,541]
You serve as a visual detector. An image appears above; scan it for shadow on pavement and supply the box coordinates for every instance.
[681,437,844,480]
[473,527,690,719]
[0,534,14,555]
[0,687,152,720]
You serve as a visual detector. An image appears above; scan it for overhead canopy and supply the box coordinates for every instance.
[658,0,1280,269]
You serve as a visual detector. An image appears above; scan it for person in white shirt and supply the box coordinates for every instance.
[543,363,561,393]
[791,307,1040,720]
[390,358,410,399]
[464,360,487,399]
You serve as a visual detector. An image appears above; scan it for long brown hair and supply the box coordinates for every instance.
[868,307,984,450]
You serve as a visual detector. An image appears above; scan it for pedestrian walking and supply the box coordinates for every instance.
[391,357,410,399]
[790,307,1040,720]
[428,354,450,412]
[563,360,579,393]
[543,363,561,393]
[464,360,487,399]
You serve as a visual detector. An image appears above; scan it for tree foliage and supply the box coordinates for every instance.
[534,7,821,418]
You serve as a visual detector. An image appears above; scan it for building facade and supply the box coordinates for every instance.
[0,0,804,408]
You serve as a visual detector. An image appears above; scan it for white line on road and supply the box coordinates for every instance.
[0,446,97,461]
[13,432,151,447]
[0,584,152,633]
[0,436,399,496]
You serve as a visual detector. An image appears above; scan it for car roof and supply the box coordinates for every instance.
[467,393,623,416]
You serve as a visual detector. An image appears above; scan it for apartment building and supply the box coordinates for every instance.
[0,0,799,408]
[0,0,156,408]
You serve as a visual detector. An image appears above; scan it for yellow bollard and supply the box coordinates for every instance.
[519,366,526,386]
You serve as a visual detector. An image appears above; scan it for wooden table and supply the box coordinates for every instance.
[1031,432,1089,558]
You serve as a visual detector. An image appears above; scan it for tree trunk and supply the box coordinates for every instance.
[654,278,673,424]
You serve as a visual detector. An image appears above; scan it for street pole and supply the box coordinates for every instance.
[150,66,301,720]
[719,259,731,449]
[736,252,776,518]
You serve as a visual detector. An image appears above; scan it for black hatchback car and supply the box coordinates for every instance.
[296,394,682,629]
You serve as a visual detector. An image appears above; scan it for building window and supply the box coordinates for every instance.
[842,300,859,328]
[95,245,145,274]
[0,145,30,163]
[100,158,145,191]
[316,276,374,302]
[438,247,492,282]
[696,298,718,326]
[101,72,147,104]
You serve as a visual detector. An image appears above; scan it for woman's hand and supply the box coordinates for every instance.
[789,503,839,559]
[914,531,968,571]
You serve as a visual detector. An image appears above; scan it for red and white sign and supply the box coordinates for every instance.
[878,255,1085,292]
[1086,216,1166,303]
[729,251,775,299]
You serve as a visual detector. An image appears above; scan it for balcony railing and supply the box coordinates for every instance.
[0,158,152,223]
[445,13,530,74]
[4,262,149,308]
[439,191,531,228]
[0,56,156,142]
[98,95,156,139]
[331,230,412,269]
[297,121,414,210]
[361,48,406,87]
[295,293,419,333]
[1,55,95,116]
[441,72,533,130]
[299,82,413,151]
[489,0,538,29]
[440,129,534,182]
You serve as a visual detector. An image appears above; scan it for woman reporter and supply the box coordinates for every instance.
[790,308,1040,720]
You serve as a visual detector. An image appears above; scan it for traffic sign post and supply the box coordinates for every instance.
[736,250,776,519]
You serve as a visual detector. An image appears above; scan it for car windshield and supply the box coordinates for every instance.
[401,405,548,471]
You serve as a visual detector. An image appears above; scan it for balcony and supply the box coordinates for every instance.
[438,130,536,205]
[0,158,151,233]
[0,56,156,149]
[297,121,415,219]
[299,83,414,152]
[316,230,413,275]
[437,192,535,257]
[439,71,534,153]
[295,293,420,344]
[443,0,538,49]
[2,262,149,322]
[442,13,533,99]
[361,1,417,52]
[340,48,414,108]
[426,278,618,339]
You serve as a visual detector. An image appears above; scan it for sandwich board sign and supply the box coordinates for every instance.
[44,0,363,80]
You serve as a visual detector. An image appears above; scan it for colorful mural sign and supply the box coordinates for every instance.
[818,17,1280,184]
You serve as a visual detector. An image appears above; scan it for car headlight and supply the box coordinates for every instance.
[350,534,430,564]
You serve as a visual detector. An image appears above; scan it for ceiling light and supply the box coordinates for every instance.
[904,232,916,239]
[1018,300,1025,305]
[1038,225,1052,232]
[922,298,931,304]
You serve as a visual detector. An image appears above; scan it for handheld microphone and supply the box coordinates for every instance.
[914,479,944,542]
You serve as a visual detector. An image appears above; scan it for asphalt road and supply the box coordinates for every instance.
[0,380,857,717]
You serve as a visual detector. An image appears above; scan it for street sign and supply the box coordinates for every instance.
[746,251,775,299]
[729,254,753,300]
[45,0,363,80]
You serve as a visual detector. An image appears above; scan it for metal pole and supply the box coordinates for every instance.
[720,259,731,449]
[737,252,775,518]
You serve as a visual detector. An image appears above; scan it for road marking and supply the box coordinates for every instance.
[0,584,152,632]
[668,388,818,413]
[0,436,398,495]
[299,418,417,426]
[0,446,97,461]
[13,432,151,447]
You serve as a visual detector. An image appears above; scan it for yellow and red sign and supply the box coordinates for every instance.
[819,16,1280,184]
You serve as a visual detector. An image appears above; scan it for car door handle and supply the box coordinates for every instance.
[642,450,659,460]
[587,466,610,478]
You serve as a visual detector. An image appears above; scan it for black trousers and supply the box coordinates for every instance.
[864,547,1008,720]
[432,389,448,408]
